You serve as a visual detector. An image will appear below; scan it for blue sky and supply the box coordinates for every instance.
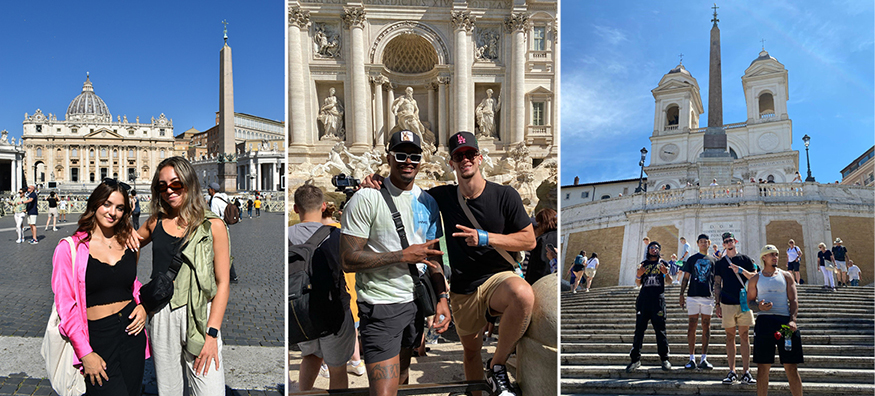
[560,0,874,185]
[0,1,283,141]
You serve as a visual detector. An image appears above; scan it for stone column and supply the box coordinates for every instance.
[452,11,475,133]
[386,84,396,132]
[427,83,436,138]
[372,75,386,146]
[506,12,530,145]
[343,6,369,150]
[63,145,69,182]
[288,6,310,147]
[437,77,449,147]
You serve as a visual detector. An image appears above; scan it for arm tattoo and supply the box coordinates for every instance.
[679,275,689,296]
[370,362,399,380]
[340,234,404,272]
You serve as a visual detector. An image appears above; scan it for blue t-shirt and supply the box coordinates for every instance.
[26,191,38,215]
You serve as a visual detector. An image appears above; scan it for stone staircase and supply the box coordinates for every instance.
[561,285,874,395]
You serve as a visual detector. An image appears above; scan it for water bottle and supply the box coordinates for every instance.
[784,337,792,351]
[514,267,524,277]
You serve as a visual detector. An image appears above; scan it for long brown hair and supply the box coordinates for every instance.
[76,180,133,246]
[149,156,206,241]
[534,208,557,237]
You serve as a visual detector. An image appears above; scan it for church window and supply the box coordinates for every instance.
[600,195,611,200]
[56,148,62,158]
[533,27,545,51]
[758,93,775,118]
[36,148,42,157]
[71,149,78,157]
[564,193,570,200]
[72,129,77,134]
[532,102,545,126]
[160,150,165,159]
[100,148,107,157]
[36,125,42,132]
[71,168,78,182]
[729,148,738,159]
[129,130,134,135]
[767,175,775,183]
[665,105,680,128]
[100,168,108,180]
[160,129,166,136]
[90,172,95,182]
[581,191,589,198]
[90,149,95,158]
[56,128,61,133]
[113,150,118,158]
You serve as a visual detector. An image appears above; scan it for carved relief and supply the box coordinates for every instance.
[452,10,476,32]
[757,132,779,152]
[505,12,531,33]
[475,28,500,61]
[342,7,367,29]
[288,6,311,29]
[313,22,342,58]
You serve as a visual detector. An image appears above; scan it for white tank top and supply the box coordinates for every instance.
[756,269,790,316]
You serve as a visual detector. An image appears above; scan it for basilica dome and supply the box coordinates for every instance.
[66,74,111,122]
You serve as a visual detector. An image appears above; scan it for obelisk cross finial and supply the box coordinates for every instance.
[222,19,228,43]
[761,38,766,50]
[679,53,684,64]
[711,3,719,26]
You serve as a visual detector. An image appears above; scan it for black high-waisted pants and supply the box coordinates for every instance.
[85,300,146,396]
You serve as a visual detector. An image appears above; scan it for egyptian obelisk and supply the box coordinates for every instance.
[219,20,237,193]
[698,4,733,185]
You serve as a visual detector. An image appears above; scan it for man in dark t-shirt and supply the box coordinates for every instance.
[679,234,717,370]
[363,131,536,396]
[714,232,758,385]
[23,185,39,244]
[626,241,672,372]
[832,238,850,287]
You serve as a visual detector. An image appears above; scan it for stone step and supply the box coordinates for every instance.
[559,327,875,337]
[562,353,874,369]
[561,315,874,324]
[561,365,875,384]
[560,333,874,346]
[561,378,875,396]
[561,322,875,332]
[561,307,874,315]
[561,342,872,357]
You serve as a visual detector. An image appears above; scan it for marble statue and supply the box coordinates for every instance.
[318,87,344,139]
[475,89,501,138]
[314,25,341,58]
[392,87,434,145]
[0,130,7,144]
[475,31,499,61]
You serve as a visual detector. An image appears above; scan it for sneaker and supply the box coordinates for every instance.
[347,360,365,376]
[29,239,38,244]
[485,358,516,396]
[661,360,672,371]
[53,227,58,231]
[625,361,640,373]
[319,363,330,378]
[684,359,696,369]
[722,370,738,385]
[572,289,577,294]
[15,239,22,244]
[698,359,713,370]
[741,371,756,384]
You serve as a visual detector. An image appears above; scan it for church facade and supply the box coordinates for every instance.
[21,75,175,189]
[287,0,557,164]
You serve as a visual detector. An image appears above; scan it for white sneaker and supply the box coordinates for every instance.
[16,239,22,244]
[347,360,365,376]
[319,363,330,378]
[53,227,58,231]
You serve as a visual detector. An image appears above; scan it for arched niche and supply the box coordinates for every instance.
[369,21,450,67]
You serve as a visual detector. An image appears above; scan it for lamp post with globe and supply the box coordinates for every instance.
[802,134,815,182]
[635,147,648,193]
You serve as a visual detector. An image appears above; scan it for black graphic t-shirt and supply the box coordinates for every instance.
[818,250,833,266]
[716,254,757,305]
[638,259,667,299]
[682,252,716,297]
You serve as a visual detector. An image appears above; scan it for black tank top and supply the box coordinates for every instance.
[85,249,136,307]
[151,218,184,279]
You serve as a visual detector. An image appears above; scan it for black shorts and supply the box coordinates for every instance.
[572,264,585,272]
[787,261,800,271]
[358,301,423,364]
[753,314,804,365]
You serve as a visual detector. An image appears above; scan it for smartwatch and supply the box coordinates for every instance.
[207,327,219,338]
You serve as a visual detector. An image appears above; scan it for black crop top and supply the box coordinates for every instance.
[151,218,184,280]
[86,249,136,308]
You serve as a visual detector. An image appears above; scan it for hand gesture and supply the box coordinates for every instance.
[194,336,220,376]
[360,173,384,189]
[126,304,147,335]
[81,352,109,386]
[758,300,773,312]
[125,231,144,252]
[433,300,452,334]
[452,225,484,247]
[401,239,443,269]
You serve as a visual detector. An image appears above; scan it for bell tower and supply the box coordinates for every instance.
[742,48,789,124]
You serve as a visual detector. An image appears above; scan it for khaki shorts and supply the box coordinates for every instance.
[720,303,755,328]
[27,215,37,225]
[584,267,597,278]
[450,271,518,337]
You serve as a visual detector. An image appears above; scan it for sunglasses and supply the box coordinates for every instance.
[390,151,422,164]
[157,180,185,192]
[103,178,132,192]
[723,239,734,244]
[451,150,480,162]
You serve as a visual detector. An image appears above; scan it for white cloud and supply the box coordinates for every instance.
[593,25,629,45]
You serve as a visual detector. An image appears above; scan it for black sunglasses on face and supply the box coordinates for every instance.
[723,239,734,244]
[103,178,132,192]
[157,180,185,192]
[390,151,422,164]
[451,150,479,162]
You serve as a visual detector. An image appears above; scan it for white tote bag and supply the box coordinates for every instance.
[41,236,86,396]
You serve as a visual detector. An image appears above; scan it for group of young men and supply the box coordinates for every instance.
[290,130,537,396]
[628,231,805,396]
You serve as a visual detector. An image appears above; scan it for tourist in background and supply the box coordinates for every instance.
[584,253,600,292]
[817,243,836,291]
[831,238,850,287]
[847,260,861,286]
[786,240,802,285]
[568,250,586,294]
[525,208,557,285]
[45,191,59,231]
[13,189,26,243]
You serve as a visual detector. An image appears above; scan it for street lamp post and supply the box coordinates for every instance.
[635,147,648,193]
[802,134,815,182]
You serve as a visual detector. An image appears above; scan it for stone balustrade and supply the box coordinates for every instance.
[563,182,874,228]
[0,197,284,216]
[664,125,679,131]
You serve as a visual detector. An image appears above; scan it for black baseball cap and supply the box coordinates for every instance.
[697,234,710,241]
[448,131,478,155]
[387,130,422,152]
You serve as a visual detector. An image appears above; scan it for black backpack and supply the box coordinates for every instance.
[289,225,347,344]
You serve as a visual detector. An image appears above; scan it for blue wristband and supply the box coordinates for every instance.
[477,229,489,247]
[737,267,743,274]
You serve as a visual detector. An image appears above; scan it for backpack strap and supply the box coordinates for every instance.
[378,185,420,281]
[304,225,334,248]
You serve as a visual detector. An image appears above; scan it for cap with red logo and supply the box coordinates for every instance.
[387,130,422,152]
[448,131,478,155]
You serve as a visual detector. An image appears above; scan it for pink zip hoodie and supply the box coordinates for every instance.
[51,231,151,370]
